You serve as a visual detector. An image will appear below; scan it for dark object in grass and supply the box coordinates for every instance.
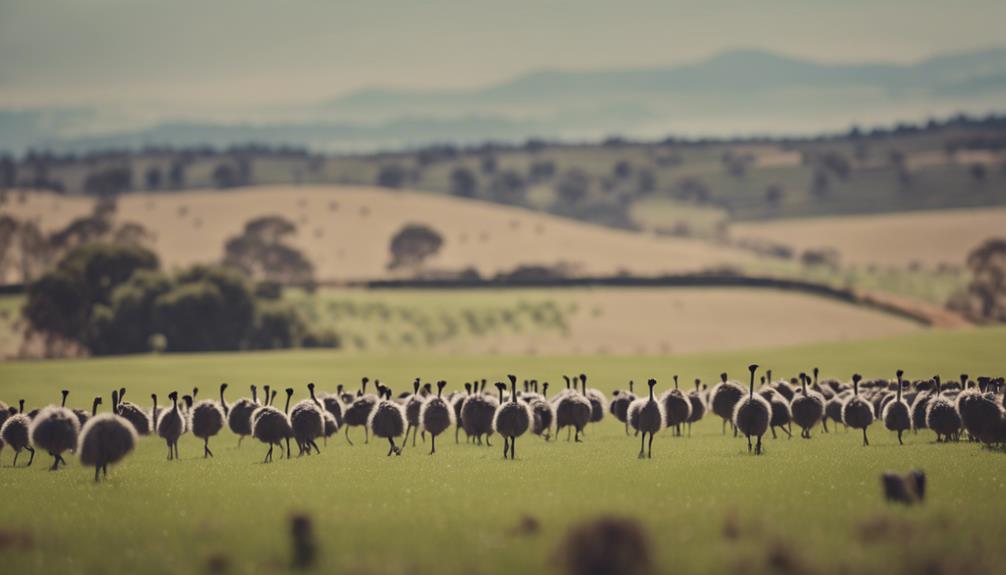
[0,528,34,551]
[508,514,541,537]
[556,515,652,575]
[882,469,926,505]
[290,514,317,570]
[206,554,230,574]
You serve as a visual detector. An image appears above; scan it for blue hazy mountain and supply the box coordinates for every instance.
[5,47,1005,153]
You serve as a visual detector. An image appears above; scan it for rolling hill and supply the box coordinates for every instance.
[732,206,1006,267]
[1,185,760,282]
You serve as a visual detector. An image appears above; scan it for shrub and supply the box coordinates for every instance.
[388,224,444,270]
[800,248,841,270]
[248,303,308,350]
[449,167,478,198]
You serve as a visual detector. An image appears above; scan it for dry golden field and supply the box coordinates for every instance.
[731,206,1006,267]
[2,186,760,282]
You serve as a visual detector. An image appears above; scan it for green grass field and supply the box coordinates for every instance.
[1,327,1005,574]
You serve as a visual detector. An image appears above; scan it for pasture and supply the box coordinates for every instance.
[1,327,1005,575]
[290,287,924,355]
[0,186,757,283]
[732,206,1006,267]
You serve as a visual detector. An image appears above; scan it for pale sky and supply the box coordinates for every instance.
[1,0,1004,114]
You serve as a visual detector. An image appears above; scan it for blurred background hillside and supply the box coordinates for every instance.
[2,0,1005,359]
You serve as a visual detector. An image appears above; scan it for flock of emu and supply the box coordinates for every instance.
[1,366,1005,481]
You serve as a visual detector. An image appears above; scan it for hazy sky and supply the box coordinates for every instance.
[2,0,1004,114]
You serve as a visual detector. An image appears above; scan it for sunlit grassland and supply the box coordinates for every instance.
[0,327,1004,574]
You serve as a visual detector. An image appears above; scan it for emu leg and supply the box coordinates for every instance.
[311,440,321,454]
[405,424,413,447]
[502,437,509,459]
[648,432,654,458]
[204,438,212,458]
[575,428,583,443]
[387,438,395,456]
[566,427,572,442]
[485,433,492,447]
[345,426,355,446]
[783,425,792,439]
[94,465,101,482]
[511,437,517,460]
[167,442,173,461]
[285,438,291,459]
[174,442,180,460]
[638,431,646,459]
[13,450,19,467]
[238,434,244,447]
[364,427,369,444]
[771,427,777,440]
[898,430,903,445]
[625,420,629,436]
[822,418,830,433]
[49,453,59,471]
[103,464,108,478]
[430,435,436,455]
[265,444,273,463]
[862,428,869,446]
[722,419,726,435]
[454,426,459,444]
[755,435,763,455]
[747,434,752,453]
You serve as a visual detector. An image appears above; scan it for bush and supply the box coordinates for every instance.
[449,167,478,198]
[302,328,341,349]
[800,248,841,270]
[388,224,444,270]
[948,238,1006,322]
[153,282,231,352]
[24,243,159,346]
[248,303,308,350]
[85,270,174,355]
[489,170,526,205]
[376,164,408,188]
[24,269,90,341]
[24,241,335,356]
[254,280,284,300]
[83,166,132,196]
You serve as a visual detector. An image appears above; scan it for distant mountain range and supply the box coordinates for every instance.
[4,47,1006,154]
